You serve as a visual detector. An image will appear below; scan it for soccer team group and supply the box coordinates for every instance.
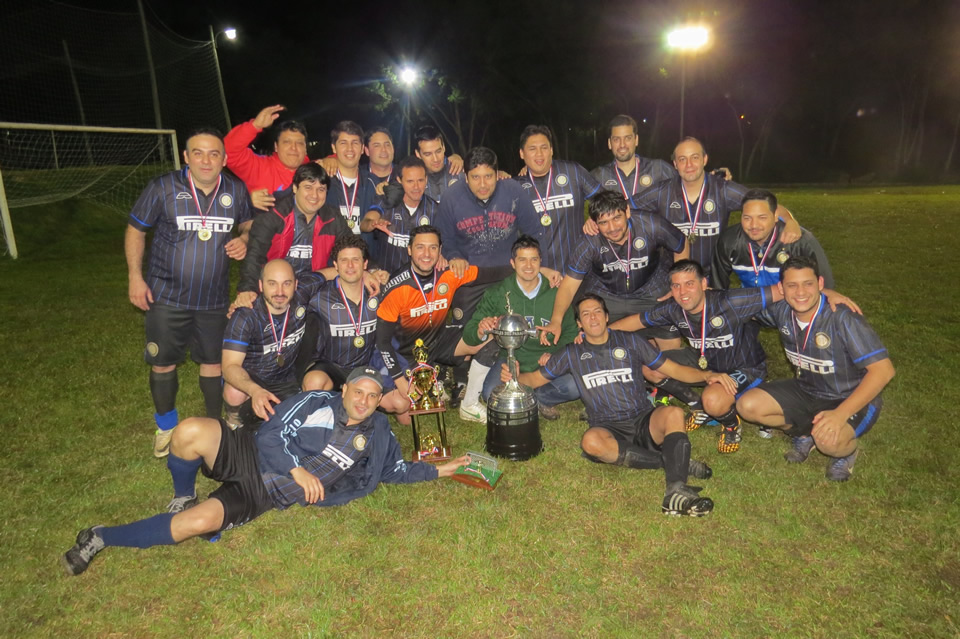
[62,106,895,575]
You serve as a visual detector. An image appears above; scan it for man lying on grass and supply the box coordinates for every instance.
[501,293,735,517]
[62,367,468,576]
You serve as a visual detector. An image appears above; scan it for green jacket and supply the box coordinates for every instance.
[463,275,578,373]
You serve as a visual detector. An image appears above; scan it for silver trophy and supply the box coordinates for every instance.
[483,293,543,460]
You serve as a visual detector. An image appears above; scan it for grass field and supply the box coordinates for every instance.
[1,186,959,638]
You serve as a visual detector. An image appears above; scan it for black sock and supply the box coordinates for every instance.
[199,375,222,419]
[655,378,702,407]
[715,406,739,427]
[149,369,178,414]
[614,440,664,470]
[661,431,691,486]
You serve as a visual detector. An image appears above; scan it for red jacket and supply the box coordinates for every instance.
[224,121,305,194]
[238,189,351,293]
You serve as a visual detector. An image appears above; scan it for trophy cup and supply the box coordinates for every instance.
[406,339,451,463]
[483,293,543,461]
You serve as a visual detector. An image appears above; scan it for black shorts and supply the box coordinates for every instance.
[202,420,275,532]
[596,410,658,451]
[144,304,227,366]
[601,294,676,340]
[756,379,883,438]
[249,372,302,401]
[661,349,764,398]
[306,351,397,391]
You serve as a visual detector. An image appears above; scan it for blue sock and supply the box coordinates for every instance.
[154,409,179,432]
[167,453,202,497]
[99,513,176,548]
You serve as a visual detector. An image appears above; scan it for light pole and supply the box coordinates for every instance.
[209,26,237,131]
[667,25,710,139]
[397,66,420,155]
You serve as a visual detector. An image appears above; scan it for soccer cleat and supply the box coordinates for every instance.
[458,401,487,423]
[538,403,560,421]
[662,485,714,517]
[784,435,816,463]
[649,388,671,407]
[166,495,197,514]
[688,458,713,480]
[685,410,718,432]
[717,418,742,453]
[61,526,105,576]
[825,449,858,481]
[758,427,774,439]
[153,428,174,458]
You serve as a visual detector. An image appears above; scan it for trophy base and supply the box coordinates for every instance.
[486,405,543,461]
[451,467,502,490]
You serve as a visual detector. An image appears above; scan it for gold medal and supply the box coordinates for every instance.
[276,354,285,367]
[347,219,355,229]
[540,213,552,226]
[697,356,708,370]
[353,335,365,348]
[687,232,697,245]
[198,228,212,241]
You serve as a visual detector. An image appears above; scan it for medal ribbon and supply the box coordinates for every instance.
[336,277,366,339]
[268,307,290,359]
[681,297,708,363]
[529,166,553,216]
[411,266,438,326]
[187,171,222,229]
[680,173,707,238]
[604,222,632,288]
[792,294,824,355]
[613,157,640,199]
[336,170,359,224]
[749,227,779,276]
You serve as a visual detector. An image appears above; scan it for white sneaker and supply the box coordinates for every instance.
[459,401,487,423]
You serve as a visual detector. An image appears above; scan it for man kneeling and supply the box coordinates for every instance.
[62,367,467,575]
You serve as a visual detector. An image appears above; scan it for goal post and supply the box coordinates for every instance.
[0,122,180,259]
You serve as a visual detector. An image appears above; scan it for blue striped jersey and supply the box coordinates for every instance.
[568,214,685,301]
[514,159,601,271]
[632,174,749,270]
[762,297,889,400]
[591,155,677,207]
[128,167,252,310]
[309,278,382,369]
[375,197,440,276]
[327,173,383,235]
[643,288,771,376]
[541,330,666,425]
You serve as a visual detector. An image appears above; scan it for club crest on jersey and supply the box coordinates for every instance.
[437,283,449,295]
[580,352,593,360]
[776,250,790,264]
[710,316,724,328]
[640,174,653,186]
[613,348,626,360]
[452,308,463,320]
[219,193,233,208]
[704,200,716,213]
[352,434,367,451]
[555,174,568,186]
[295,306,305,319]
[146,342,159,357]
[633,237,646,250]
[367,298,379,310]
[814,332,831,348]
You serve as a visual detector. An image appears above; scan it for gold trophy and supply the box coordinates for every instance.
[406,339,451,462]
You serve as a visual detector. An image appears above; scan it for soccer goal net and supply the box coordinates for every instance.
[0,122,179,258]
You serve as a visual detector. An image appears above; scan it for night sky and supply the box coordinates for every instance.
[5,0,959,180]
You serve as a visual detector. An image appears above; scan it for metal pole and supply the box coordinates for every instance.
[679,58,687,139]
[63,40,94,165]
[51,131,59,170]
[137,0,165,161]
[209,26,231,131]
[0,166,20,259]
